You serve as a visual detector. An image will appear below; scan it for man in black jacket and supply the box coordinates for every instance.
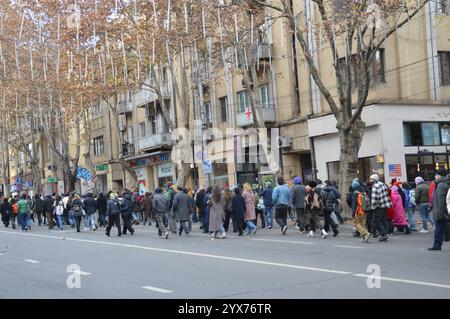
[83,193,97,231]
[106,193,122,237]
[195,188,206,230]
[428,170,450,251]
[121,192,135,235]
[34,194,44,226]
[96,193,108,227]
[43,195,55,230]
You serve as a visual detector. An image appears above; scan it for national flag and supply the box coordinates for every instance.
[388,164,402,177]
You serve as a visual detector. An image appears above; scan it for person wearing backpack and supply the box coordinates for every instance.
[321,181,339,239]
[53,195,65,230]
[43,194,55,230]
[403,182,417,231]
[305,181,323,238]
[10,199,18,229]
[351,179,371,243]
[68,194,85,233]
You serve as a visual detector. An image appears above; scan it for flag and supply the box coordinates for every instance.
[388,164,402,177]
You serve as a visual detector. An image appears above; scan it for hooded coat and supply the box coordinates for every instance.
[390,186,408,226]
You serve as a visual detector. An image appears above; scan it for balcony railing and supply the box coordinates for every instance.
[139,133,173,150]
[236,106,276,127]
[253,44,274,60]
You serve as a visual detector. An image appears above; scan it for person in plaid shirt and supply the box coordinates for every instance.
[370,174,391,242]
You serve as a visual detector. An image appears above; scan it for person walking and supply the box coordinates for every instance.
[33,194,44,226]
[370,174,391,242]
[242,183,257,236]
[17,194,31,231]
[195,187,206,230]
[43,194,55,230]
[1,198,11,228]
[351,179,371,243]
[96,192,108,228]
[291,176,307,233]
[428,170,450,251]
[231,187,245,236]
[10,198,17,229]
[166,183,177,233]
[208,186,226,239]
[131,192,143,225]
[54,195,65,230]
[403,182,417,231]
[305,181,324,238]
[202,187,212,234]
[83,193,97,231]
[152,187,170,239]
[415,176,435,233]
[261,182,274,230]
[142,192,153,226]
[223,189,235,233]
[390,185,411,234]
[321,181,340,238]
[121,191,135,235]
[272,177,291,235]
[172,186,191,237]
[68,194,85,233]
[105,193,122,237]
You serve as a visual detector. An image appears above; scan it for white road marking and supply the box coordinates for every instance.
[2,230,450,290]
[0,253,3,256]
[353,274,450,289]
[71,270,92,276]
[142,286,173,294]
[252,238,314,245]
[24,259,39,264]
[334,245,364,249]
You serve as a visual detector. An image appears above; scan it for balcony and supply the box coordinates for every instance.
[139,133,173,151]
[136,82,171,107]
[118,99,134,114]
[253,44,274,60]
[236,107,276,127]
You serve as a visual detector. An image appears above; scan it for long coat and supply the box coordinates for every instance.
[242,190,256,222]
[209,196,225,232]
[391,187,408,226]
[172,191,191,222]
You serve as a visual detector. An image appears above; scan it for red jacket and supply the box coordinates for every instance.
[429,181,436,206]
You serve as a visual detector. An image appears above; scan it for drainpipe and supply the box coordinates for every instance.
[425,1,439,101]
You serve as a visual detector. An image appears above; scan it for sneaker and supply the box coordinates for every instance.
[252,227,257,235]
[307,231,314,238]
[105,232,110,237]
[164,232,169,239]
[282,226,288,235]
[378,234,389,242]
[363,233,371,243]
[220,232,227,239]
[295,225,300,230]
[321,229,328,239]
[428,247,441,251]
[419,229,428,234]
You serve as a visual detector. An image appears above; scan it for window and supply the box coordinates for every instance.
[219,97,228,123]
[404,123,422,146]
[139,122,147,138]
[327,156,384,184]
[339,48,385,88]
[438,51,450,86]
[19,151,25,168]
[259,85,271,109]
[437,0,449,14]
[149,115,157,135]
[93,136,104,156]
[237,91,250,113]
[422,123,441,146]
[127,127,134,144]
[203,102,211,124]
[47,143,52,160]
[91,103,102,117]
[404,122,450,146]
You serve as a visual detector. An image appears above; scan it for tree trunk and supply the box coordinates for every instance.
[337,119,365,217]
[1,140,10,197]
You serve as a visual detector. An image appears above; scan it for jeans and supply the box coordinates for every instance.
[264,206,274,228]
[36,211,43,226]
[19,214,28,231]
[85,214,96,229]
[98,211,108,226]
[432,219,450,248]
[245,220,257,235]
[132,211,142,223]
[275,206,288,229]
[406,207,417,230]
[418,204,435,231]
[166,209,177,232]
[323,209,338,234]
[56,215,64,230]
[203,210,210,232]
[373,207,388,237]
[122,214,134,235]
[26,214,31,228]
[10,213,16,228]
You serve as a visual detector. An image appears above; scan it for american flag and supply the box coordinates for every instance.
[388,164,402,177]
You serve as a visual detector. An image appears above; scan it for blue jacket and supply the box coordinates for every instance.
[272,184,291,207]
[260,187,274,207]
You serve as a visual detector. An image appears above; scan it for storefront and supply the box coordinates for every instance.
[157,162,173,188]
[95,164,109,194]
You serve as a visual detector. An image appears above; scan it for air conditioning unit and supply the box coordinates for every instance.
[279,136,292,149]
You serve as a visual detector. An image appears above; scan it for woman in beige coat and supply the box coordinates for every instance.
[208,186,226,239]
[242,183,257,235]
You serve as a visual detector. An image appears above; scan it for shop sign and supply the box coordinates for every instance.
[95,164,108,172]
[47,176,58,183]
[202,160,212,174]
[158,163,173,177]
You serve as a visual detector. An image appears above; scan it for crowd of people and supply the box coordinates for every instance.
[1,171,449,250]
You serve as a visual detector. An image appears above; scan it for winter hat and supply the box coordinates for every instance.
[294,176,302,185]
[351,179,360,191]
[370,174,379,182]
[415,176,424,185]
[109,193,116,200]
[436,169,448,177]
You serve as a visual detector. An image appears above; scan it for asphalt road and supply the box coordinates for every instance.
[0,218,449,299]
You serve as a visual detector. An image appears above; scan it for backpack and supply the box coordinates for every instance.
[359,192,371,213]
[56,203,64,215]
[323,189,336,211]
[12,203,18,215]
